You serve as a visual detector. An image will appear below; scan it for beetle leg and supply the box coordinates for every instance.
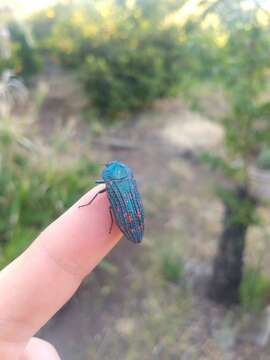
[79,188,106,208]
[109,206,114,234]
[95,179,104,184]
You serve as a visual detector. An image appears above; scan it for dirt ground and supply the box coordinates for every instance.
[31,69,270,360]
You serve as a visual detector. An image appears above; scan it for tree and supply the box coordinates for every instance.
[185,0,270,305]
[195,0,270,305]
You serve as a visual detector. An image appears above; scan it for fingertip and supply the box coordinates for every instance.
[34,184,123,278]
[23,338,61,360]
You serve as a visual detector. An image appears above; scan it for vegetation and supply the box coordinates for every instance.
[0,7,98,268]
[7,21,42,78]
[0,17,41,78]
[207,2,270,305]
[240,267,270,311]
[0,117,98,268]
[30,0,186,116]
[1,0,270,310]
[160,252,184,284]
[3,1,270,358]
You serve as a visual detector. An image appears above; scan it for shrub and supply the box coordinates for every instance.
[82,27,183,116]
[30,0,185,116]
[0,20,41,79]
[7,21,42,78]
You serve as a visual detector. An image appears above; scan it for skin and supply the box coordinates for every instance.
[0,185,122,359]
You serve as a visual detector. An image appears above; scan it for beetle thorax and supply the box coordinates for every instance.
[102,161,133,181]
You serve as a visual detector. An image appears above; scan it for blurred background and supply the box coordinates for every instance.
[1,0,270,358]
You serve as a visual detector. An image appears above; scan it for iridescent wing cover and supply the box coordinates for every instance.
[102,161,144,243]
[107,177,144,243]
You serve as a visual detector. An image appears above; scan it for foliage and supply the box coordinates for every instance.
[195,2,270,225]
[196,2,270,167]
[0,18,41,78]
[217,187,258,227]
[181,22,223,88]
[189,1,270,305]
[0,118,98,268]
[1,0,270,307]
[160,252,184,284]
[199,152,244,182]
[178,1,270,169]
[30,0,185,116]
[240,268,270,311]
[7,21,42,78]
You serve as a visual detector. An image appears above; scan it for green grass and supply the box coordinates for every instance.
[160,252,184,284]
[0,118,99,268]
[240,268,270,312]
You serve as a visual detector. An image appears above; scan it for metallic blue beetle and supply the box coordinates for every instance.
[79,161,144,243]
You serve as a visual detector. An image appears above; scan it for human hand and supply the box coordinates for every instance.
[0,185,122,359]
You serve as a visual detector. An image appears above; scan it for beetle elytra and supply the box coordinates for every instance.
[79,161,144,244]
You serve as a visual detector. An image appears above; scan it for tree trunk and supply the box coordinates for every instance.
[209,186,256,306]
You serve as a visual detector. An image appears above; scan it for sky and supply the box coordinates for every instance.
[1,0,57,15]
[2,0,270,15]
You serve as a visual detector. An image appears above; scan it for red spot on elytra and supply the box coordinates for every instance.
[126,214,132,222]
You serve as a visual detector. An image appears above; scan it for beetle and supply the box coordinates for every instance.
[79,160,144,243]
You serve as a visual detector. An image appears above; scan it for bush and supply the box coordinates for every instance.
[0,20,41,79]
[30,0,185,116]
[240,268,270,311]
[0,118,98,268]
[7,21,42,78]
[82,28,183,116]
